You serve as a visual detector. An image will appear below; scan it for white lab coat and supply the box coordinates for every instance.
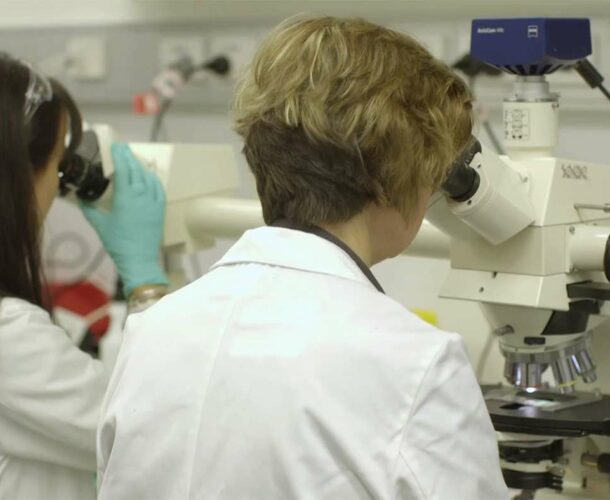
[98,226,509,500]
[0,297,107,499]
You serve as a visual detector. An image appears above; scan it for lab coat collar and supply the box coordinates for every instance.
[210,226,379,291]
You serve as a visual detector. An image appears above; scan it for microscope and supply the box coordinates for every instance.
[57,124,244,284]
[426,18,610,499]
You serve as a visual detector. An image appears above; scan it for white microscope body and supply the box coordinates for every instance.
[426,75,610,498]
[428,81,610,393]
[424,17,610,497]
[85,124,241,254]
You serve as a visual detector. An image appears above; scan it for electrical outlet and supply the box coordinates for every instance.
[65,36,107,80]
[159,36,205,70]
[208,35,257,80]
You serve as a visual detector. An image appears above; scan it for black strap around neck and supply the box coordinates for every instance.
[271,219,385,294]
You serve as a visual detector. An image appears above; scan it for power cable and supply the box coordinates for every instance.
[576,59,610,105]
[149,55,231,142]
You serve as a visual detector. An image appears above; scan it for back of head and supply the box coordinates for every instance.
[0,53,82,306]
[233,16,473,226]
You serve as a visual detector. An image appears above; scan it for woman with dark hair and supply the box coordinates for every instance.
[0,54,169,499]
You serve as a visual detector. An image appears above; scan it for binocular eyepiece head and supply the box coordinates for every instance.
[59,130,110,202]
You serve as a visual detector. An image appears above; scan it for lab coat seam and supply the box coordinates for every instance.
[397,339,447,436]
[395,349,481,500]
[403,336,463,425]
[183,270,269,500]
[396,451,427,500]
[391,337,462,485]
[211,260,377,294]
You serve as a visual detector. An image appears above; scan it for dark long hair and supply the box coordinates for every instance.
[0,54,82,307]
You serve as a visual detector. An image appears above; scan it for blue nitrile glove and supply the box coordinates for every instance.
[80,143,169,298]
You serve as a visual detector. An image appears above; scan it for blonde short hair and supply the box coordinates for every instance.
[233,16,472,226]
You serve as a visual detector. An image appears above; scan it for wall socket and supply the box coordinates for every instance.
[65,36,107,80]
[208,35,258,80]
[159,36,206,70]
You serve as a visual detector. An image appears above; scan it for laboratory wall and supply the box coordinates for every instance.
[3,1,610,382]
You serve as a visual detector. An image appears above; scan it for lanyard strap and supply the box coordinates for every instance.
[270,219,385,294]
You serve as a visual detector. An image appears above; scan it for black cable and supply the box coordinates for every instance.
[149,56,196,143]
[202,56,231,77]
[576,59,604,87]
[575,59,610,104]
[150,98,172,142]
[148,55,232,143]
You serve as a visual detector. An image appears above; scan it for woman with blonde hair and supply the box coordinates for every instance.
[98,17,509,499]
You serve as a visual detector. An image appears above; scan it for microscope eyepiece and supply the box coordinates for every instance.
[442,137,482,202]
[59,130,110,202]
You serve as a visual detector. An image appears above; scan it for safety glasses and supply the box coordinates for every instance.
[22,60,53,124]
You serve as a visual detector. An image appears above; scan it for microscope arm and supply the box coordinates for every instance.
[184,196,450,259]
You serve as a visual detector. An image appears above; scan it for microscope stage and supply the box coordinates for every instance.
[482,385,610,437]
